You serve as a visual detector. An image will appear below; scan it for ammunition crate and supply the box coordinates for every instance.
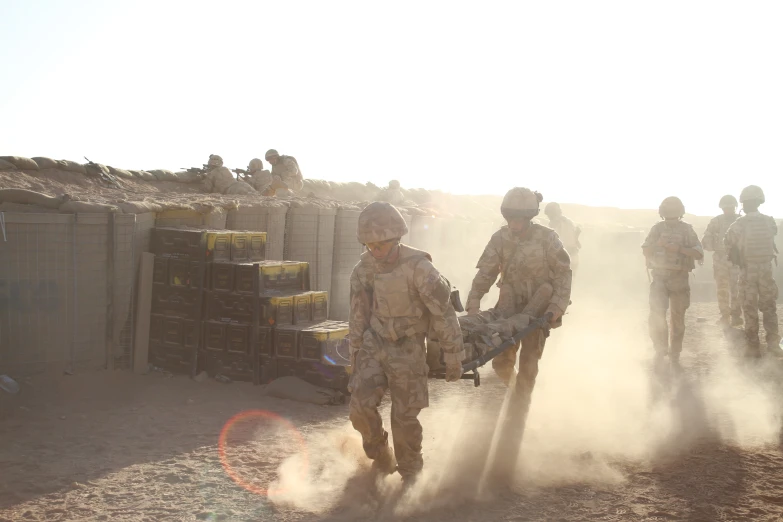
[261,292,294,326]
[151,286,202,319]
[152,227,231,262]
[299,321,350,364]
[204,290,294,327]
[209,262,236,293]
[149,314,198,348]
[235,261,309,294]
[200,322,274,383]
[167,258,203,289]
[308,291,328,322]
[292,293,312,324]
[272,323,313,360]
[275,358,349,393]
[230,231,267,262]
[149,342,196,375]
[153,256,168,285]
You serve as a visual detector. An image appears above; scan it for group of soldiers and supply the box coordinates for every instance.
[345,183,779,489]
[199,149,304,197]
[644,185,779,362]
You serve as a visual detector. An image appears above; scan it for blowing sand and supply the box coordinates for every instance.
[1,297,783,521]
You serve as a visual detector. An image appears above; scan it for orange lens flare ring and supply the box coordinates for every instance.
[218,409,309,496]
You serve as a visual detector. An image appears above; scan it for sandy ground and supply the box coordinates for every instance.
[2,297,783,521]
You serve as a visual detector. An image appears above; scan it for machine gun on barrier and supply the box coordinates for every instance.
[429,312,553,387]
[83,156,120,188]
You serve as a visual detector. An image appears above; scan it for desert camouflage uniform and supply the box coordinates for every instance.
[348,244,464,479]
[547,215,581,271]
[724,212,779,349]
[271,155,304,193]
[246,158,273,193]
[202,166,256,195]
[466,224,571,392]
[701,213,741,322]
[642,221,702,356]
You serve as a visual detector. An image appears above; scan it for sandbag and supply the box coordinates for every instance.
[108,166,134,179]
[0,189,64,209]
[115,200,163,214]
[60,200,121,213]
[0,156,39,170]
[149,169,178,182]
[0,159,17,171]
[174,171,205,183]
[31,157,59,169]
[130,170,156,181]
[225,180,257,195]
[262,376,345,405]
[84,162,110,176]
[57,160,87,174]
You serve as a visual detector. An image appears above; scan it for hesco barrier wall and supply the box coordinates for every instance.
[226,205,288,261]
[0,212,150,376]
[330,210,362,321]
[284,207,337,300]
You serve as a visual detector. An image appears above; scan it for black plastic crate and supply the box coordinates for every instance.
[210,262,236,293]
[167,258,203,289]
[235,261,309,294]
[261,292,294,326]
[151,286,202,319]
[152,227,231,261]
[149,341,196,375]
[275,358,349,393]
[152,257,168,285]
[230,232,267,262]
[204,291,294,327]
[273,323,313,359]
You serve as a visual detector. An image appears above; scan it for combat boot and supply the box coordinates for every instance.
[730,316,744,327]
[369,435,398,476]
[744,342,762,359]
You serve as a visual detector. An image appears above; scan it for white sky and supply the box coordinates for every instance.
[1,0,781,217]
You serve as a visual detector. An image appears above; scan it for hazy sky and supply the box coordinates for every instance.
[1,1,781,217]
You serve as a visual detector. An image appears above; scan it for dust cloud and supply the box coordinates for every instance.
[268,217,782,519]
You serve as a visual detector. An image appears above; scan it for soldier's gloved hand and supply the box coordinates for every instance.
[444,359,464,382]
[544,304,563,327]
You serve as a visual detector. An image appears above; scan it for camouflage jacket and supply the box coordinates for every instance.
[201,166,235,194]
[642,220,702,276]
[701,213,739,253]
[466,224,572,315]
[725,211,778,264]
[271,156,304,192]
[349,244,465,365]
[247,169,273,192]
[547,215,581,253]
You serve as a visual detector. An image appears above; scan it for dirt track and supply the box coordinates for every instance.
[1,300,783,521]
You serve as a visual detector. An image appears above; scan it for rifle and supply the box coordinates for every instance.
[231,168,248,181]
[83,156,120,188]
[430,312,554,387]
[181,165,209,180]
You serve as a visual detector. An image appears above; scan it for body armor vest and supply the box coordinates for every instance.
[368,245,431,342]
[743,214,776,262]
[649,222,694,272]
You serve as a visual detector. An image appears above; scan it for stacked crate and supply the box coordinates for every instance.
[149,227,232,375]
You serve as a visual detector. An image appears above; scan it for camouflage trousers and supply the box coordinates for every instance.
[712,253,741,321]
[739,261,780,347]
[348,330,429,479]
[649,273,690,355]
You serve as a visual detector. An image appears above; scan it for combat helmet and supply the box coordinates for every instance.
[248,158,264,172]
[739,185,764,204]
[719,195,738,208]
[357,202,409,244]
[544,201,562,217]
[389,179,401,189]
[207,154,223,167]
[500,187,543,220]
[659,196,685,219]
[264,149,279,161]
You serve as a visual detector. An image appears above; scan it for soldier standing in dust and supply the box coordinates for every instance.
[465,187,571,480]
[348,202,465,486]
[201,154,256,195]
[701,195,742,328]
[642,197,703,366]
[724,185,780,356]
[265,149,304,195]
[543,202,582,271]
